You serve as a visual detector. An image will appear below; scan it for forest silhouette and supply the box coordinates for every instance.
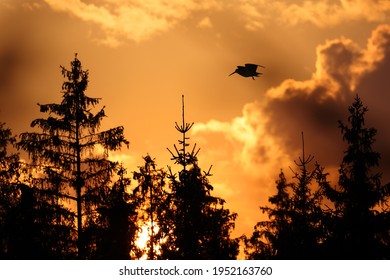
[0,55,389,259]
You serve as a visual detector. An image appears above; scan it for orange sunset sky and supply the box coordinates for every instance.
[1,0,390,244]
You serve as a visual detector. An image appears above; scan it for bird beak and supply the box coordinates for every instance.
[228,71,236,76]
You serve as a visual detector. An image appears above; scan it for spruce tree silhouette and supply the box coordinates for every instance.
[244,170,290,259]
[133,155,169,260]
[164,95,239,260]
[285,133,327,259]
[323,94,390,259]
[6,184,37,259]
[17,54,129,259]
[0,122,20,258]
[0,123,20,188]
[0,124,68,259]
[93,165,139,259]
[246,133,328,259]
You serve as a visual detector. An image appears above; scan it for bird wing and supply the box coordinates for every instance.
[245,64,259,71]
[245,63,265,71]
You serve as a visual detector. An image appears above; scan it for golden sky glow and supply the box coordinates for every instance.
[1,0,390,251]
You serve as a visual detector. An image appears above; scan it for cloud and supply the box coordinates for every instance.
[191,25,390,236]
[197,16,213,28]
[238,0,390,30]
[281,0,390,27]
[264,24,390,167]
[266,25,389,101]
[0,2,45,126]
[237,0,271,30]
[192,101,291,177]
[194,24,390,184]
[192,101,293,236]
[37,1,390,46]
[43,0,221,46]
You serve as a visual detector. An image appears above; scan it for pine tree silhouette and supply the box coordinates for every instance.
[244,170,290,259]
[1,123,71,259]
[0,123,22,258]
[133,155,169,259]
[17,54,129,259]
[164,95,239,259]
[93,165,138,259]
[323,94,390,259]
[0,122,20,220]
[246,133,328,259]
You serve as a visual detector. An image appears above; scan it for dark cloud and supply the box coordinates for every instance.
[264,24,390,179]
[0,5,38,127]
[0,2,94,133]
[0,41,22,95]
[264,88,349,167]
[357,27,390,174]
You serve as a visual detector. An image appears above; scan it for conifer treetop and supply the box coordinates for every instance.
[167,95,200,171]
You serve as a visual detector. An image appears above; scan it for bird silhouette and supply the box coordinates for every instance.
[229,63,265,80]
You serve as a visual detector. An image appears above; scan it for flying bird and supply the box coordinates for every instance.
[229,63,265,80]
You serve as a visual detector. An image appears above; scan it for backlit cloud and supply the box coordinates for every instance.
[192,102,292,235]
[193,101,291,177]
[191,24,390,236]
[194,24,390,189]
[239,0,390,30]
[41,1,390,45]
[268,25,390,102]
[265,24,390,166]
[43,0,221,46]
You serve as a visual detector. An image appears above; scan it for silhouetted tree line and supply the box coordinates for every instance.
[0,55,239,260]
[0,55,389,260]
[245,95,390,259]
